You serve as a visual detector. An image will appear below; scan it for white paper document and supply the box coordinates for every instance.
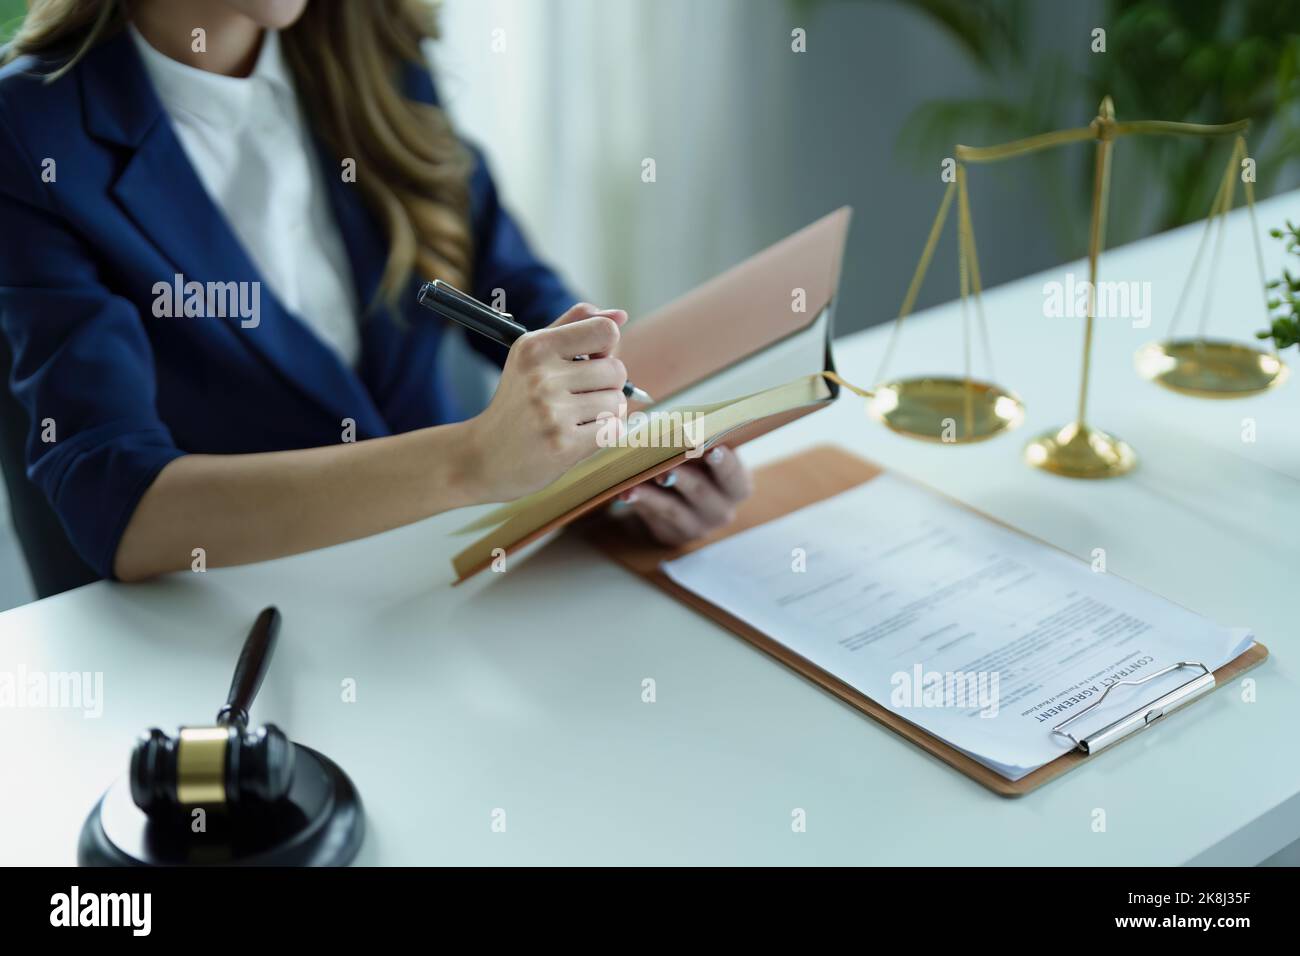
[662,474,1253,780]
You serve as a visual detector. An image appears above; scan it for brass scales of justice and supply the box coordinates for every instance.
[862,96,1288,479]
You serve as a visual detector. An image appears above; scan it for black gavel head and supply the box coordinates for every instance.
[129,723,295,817]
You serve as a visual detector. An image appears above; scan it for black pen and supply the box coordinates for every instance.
[416,279,652,403]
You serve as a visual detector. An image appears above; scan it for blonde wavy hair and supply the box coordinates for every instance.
[5,0,473,307]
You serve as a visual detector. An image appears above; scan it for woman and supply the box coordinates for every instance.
[0,0,751,582]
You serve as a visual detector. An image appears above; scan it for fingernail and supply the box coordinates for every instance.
[707,447,725,465]
[656,470,678,489]
[625,488,640,503]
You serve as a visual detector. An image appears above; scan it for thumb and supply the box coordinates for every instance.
[549,302,628,329]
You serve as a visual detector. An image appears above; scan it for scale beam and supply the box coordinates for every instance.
[874,97,1274,472]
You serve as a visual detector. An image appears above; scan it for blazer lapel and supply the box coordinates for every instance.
[79,31,389,439]
[313,135,427,409]
[321,55,465,412]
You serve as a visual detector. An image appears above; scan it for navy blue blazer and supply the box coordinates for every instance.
[0,30,577,579]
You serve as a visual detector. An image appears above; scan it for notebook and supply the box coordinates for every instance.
[451,207,853,581]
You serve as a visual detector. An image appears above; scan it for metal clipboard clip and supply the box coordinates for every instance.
[1051,661,1216,755]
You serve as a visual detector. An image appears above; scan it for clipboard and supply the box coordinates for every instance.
[586,444,1269,796]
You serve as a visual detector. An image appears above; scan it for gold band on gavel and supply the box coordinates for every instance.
[176,726,230,805]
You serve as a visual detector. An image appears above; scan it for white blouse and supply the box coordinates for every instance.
[129,25,361,365]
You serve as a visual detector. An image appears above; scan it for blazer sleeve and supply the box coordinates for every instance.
[0,100,185,580]
[464,144,581,366]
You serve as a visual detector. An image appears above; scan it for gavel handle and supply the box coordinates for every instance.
[216,606,281,729]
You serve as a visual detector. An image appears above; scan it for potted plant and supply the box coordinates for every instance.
[1259,221,1300,351]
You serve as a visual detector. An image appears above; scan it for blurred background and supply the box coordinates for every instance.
[429,0,1300,322]
[1,0,1298,607]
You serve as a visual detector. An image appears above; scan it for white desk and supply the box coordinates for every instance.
[3,194,1299,867]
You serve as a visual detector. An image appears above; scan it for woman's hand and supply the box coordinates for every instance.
[618,445,753,547]
[465,302,630,502]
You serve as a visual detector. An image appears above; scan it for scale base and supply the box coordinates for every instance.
[867,377,1025,443]
[78,743,363,867]
[1135,338,1288,397]
[1024,421,1136,478]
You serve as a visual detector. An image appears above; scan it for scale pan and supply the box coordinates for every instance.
[867,377,1024,443]
[1135,339,1288,397]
